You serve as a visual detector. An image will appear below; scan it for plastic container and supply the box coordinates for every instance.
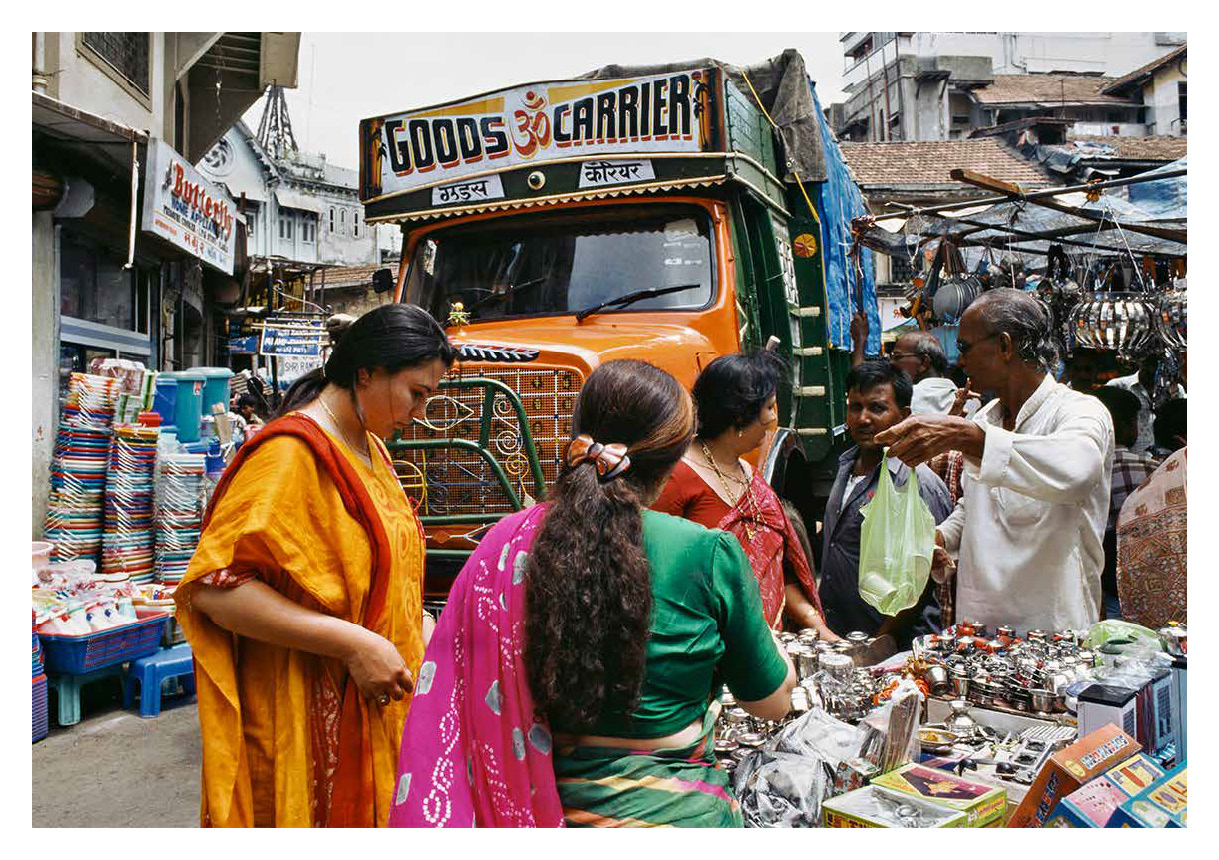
[196,367,234,418]
[151,373,179,425]
[172,371,206,443]
[38,608,171,674]
[32,541,54,568]
[33,674,49,742]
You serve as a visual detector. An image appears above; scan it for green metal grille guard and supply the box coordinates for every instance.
[384,376,549,529]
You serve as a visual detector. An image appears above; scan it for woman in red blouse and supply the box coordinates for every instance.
[653,351,839,639]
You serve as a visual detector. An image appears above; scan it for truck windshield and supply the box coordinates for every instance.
[403,205,715,324]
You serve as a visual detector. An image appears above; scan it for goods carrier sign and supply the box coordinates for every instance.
[359,69,713,202]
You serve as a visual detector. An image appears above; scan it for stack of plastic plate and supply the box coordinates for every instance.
[101,424,160,584]
[45,422,111,562]
[61,372,118,429]
[155,451,206,586]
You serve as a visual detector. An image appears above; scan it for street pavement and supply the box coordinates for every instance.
[33,685,201,828]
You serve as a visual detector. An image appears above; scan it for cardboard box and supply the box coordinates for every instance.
[1107,764,1186,828]
[1104,753,1166,797]
[870,763,1006,827]
[1045,778,1130,828]
[1009,723,1141,828]
[823,785,967,828]
[1042,754,1165,828]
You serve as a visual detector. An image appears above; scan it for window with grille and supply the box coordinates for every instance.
[889,253,918,284]
[353,212,360,238]
[302,215,316,243]
[329,208,335,232]
[82,33,149,96]
[279,214,293,241]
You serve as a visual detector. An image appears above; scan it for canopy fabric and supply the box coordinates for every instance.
[859,157,1187,265]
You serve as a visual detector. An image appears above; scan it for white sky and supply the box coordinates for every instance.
[241,33,847,171]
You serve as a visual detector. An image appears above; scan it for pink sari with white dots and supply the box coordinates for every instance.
[388,505,565,828]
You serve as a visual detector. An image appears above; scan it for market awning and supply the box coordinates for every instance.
[858,159,1188,267]
[275,188,324,214]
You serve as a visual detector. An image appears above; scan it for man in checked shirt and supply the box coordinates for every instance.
[1094,386,1159,621]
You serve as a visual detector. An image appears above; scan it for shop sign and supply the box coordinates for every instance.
[142,138,238,275]
[360,69,712,200]
[276,354,324,388]
[259,317,326,357]
[227,335,259,354]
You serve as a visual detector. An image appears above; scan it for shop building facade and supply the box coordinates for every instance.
[31,32,301,537]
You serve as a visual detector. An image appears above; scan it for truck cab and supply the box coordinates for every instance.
[358,56,878,600]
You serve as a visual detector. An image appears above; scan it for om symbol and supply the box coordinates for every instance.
[511,90,551,158]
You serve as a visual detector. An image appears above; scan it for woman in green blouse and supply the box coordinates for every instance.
[391,359,796,828]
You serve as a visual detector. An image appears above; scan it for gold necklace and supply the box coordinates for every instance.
[699,440,759,541]
[318,394,371,461]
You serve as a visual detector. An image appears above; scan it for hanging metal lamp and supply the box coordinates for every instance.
[1155,287,1187,351]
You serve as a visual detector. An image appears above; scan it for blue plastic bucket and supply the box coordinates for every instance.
[152,373,179,424]
[196,367,234,418]
[173,372,206,442]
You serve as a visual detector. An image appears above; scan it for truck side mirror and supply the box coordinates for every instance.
[372,268,395,293]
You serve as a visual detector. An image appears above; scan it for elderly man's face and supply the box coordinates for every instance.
[955,306,1006,393]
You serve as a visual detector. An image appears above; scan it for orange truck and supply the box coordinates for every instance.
[358,52,880,601]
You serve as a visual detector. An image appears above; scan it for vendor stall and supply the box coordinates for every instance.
[713,620,1186,828]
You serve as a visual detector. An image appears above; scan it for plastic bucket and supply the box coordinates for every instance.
[152,374,179,424]
[196,367,234,418]
[172,372,206,442]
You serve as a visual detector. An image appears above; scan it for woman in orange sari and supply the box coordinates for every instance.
[174,304,455,827]
[654,351,839,640]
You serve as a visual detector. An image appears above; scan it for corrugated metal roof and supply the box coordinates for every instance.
[972,74,1136,107]
[839,139,1056,189]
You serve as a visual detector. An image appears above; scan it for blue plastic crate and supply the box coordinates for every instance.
[33,675,48,743]
[38,609,170,675]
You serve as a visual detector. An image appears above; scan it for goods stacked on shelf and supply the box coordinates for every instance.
[44,374,117,563]
[101,425,161,584]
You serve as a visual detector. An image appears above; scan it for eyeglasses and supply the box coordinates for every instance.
[889,350,919,361]
[956,332,1003,356]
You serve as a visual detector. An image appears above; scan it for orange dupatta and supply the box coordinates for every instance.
[175,413,420,827]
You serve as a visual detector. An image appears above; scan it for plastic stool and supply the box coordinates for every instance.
[122,644,196,718]
[48,664,125,727]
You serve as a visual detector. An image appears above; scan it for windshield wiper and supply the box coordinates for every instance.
[574,283,701,323]
[463,275,548,316]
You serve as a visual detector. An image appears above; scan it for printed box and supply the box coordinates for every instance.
[823,785,967,828]
[1009,723,1141,828]
[1107,764,1186,828]
[870,763,1006,827]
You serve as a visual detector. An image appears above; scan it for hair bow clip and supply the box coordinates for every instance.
[565,433,631,482]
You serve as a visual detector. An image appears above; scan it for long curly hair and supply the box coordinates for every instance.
[524,359,694,731]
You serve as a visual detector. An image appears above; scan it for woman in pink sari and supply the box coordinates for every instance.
[654,351,839,639]
[389,360,796,827]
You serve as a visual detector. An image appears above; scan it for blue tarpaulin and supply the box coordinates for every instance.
[808,84,879,353]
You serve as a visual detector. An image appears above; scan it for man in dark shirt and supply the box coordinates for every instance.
[819,360,953,648]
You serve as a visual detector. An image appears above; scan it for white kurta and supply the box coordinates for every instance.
[938,374,1114,633]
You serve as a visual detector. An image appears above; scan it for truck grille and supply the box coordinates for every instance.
[391,364,582,520]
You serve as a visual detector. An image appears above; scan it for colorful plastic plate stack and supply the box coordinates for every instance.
[101,425,160,584]
[155,452,206,586]
[45,421,112,563]
[61,372,119,429]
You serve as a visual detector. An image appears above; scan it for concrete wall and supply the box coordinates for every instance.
[1072,122,1149,137]
[49,33,168,138]
[1147,60,1186,136]
[31,214,59,538]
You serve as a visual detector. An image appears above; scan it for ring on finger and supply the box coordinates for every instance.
[377,693,390,706]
